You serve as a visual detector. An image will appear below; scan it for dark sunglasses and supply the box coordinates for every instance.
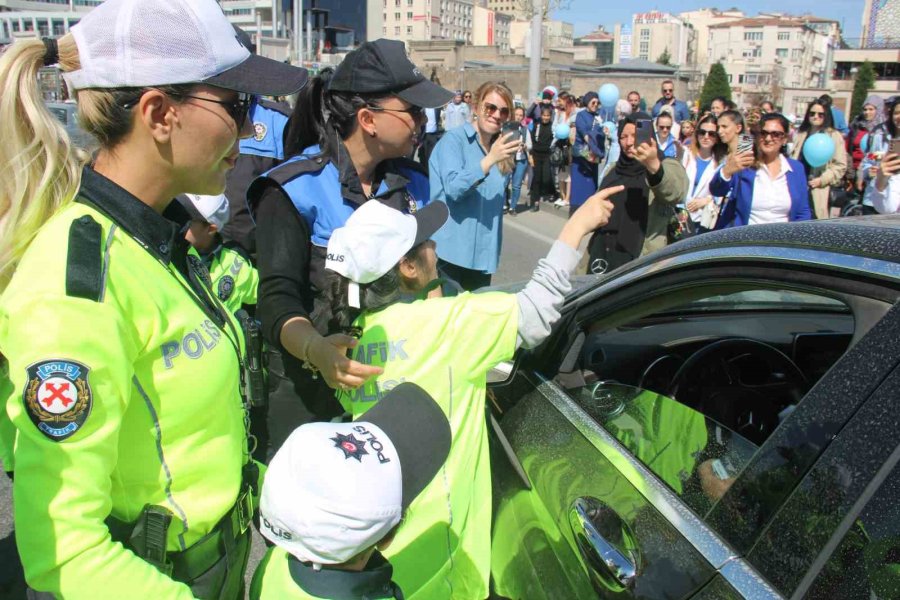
[121,89,255,129]
[760,130,786,140]
[696,129,718,137]
[483,102,510,118]
[657,124,672,130]
[809,110,826,117]
[463,94,472,98]
[367,104,425,121]
[662,88,674,92]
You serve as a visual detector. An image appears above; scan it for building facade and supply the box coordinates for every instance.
[574,26,615,65]
[630,11,695,67]
[472,5,511,52]
[706,17,830,107]
[678,8,744,66]
[862,0,900,48]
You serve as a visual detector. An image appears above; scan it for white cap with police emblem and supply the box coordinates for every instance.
[178,194,230,231]
[258,382,451,566]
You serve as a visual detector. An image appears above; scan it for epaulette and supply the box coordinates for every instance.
[263,154,328,186]
[257,99,292,118]
[65,214,104,302]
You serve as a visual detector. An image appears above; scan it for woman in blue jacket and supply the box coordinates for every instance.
[570,92,606,214]
[710,113,812,228]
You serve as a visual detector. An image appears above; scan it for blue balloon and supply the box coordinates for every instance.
[802,132,836,168]
[598,83,619,107]
[553,123,571,140]
[602,121,616,134]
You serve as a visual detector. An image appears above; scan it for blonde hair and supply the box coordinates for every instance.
[0,36,191,292]
[0,35,85,291]
[474,81,515,175]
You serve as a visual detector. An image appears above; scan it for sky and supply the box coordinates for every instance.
[551,0,864,39]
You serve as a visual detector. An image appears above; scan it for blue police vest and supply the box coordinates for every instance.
[260,146,431,247]
[241,100,290,160]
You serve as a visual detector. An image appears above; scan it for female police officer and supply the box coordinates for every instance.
[0,0,307,597]
[249,39,453,422]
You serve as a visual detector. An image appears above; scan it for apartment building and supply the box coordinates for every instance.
[376,0,474,44]
[485,0,547,20]
[630,11,695,67]
[678,8,744,65]
[509,18,572,54]
[707,17,829,105]
[472,5,512,52]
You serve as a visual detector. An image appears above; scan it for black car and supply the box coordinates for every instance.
[488,217,900,599]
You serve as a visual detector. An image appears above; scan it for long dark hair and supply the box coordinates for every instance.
[283,68,391,159]
[692,114,728,163]
[799,101,835,133]
[887,98,899,138]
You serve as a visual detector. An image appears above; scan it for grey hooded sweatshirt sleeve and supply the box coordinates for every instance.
[515,240,581,349]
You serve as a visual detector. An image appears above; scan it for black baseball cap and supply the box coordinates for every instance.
[327,39,453,108]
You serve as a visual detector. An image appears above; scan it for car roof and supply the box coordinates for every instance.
[645,215,900,266]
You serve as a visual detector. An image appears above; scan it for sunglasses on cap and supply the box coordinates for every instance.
[483,102,510,118]
[120,88,256,129]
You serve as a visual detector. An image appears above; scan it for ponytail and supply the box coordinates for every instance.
[0,35,85,292]
[283,67,390,160]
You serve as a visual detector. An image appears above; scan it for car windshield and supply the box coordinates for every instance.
[574,382,757,517]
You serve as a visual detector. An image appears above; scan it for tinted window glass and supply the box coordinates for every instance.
[805,466,900,599]
[46,107,68,125]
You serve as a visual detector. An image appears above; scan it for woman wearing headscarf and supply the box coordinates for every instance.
[849,95,885,191]
[570,92,606,214]
[586,112,689,274]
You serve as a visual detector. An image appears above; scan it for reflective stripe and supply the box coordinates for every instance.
[133,375,190,550]
[441,366,454,597]
[99,224,116,302]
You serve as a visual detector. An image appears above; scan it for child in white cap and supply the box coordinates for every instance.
[251,382,451,599]
[322,186,619,599]
[178,193,259,315]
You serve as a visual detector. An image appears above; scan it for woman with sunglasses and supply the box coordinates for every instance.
[0,1,308,598]
[791,101,848,219]
[570,92,606,215]
[681,115,727,233]
[463,90,476,123]
[248,39,452,423]
[429,82,520,290]
[711,113,812,228]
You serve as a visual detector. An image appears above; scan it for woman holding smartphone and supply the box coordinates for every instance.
[711,113,812,228]
[430,82,519,290]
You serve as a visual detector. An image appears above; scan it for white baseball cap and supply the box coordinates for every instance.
[325,200,449,285]
[64,0,307,96]
[177,194,230,231]
[259,382,451,565]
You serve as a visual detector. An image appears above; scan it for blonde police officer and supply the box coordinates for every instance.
[0,0,307,598]
[179,193,260,315]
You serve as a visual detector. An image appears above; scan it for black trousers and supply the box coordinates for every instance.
[419,132,443,175]
[438,259,492,292]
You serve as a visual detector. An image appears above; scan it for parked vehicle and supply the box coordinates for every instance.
[489,216,900,599]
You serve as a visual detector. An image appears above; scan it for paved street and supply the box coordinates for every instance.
[0,195,575,597]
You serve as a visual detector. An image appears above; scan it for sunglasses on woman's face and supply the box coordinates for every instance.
[697,129,718,138]
[483,102,510,118]
[809,110,826,117]
[760,130,786,140]
[463,94,472,99]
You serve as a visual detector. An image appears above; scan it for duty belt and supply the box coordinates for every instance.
[106,464,256,583]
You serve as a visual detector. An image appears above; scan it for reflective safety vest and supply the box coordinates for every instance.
[206,246,259,315]
[337,292,519,600]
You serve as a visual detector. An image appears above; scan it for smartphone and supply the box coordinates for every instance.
[635,119,652,146]
[737,133,755,154]
[501,121,522,144]
[890,137,900,156]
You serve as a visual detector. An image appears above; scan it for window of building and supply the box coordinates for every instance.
[383,0,387,6]
[738,74,745,83]
[777,31,790,40]
[383,26,387,35]
[383,12,387,21]
[407,11,413,19]
[408,0,413,4]
[742,48,761,58]
[395,12,401,19]
[394,25,400,35]
[791,48,802,60]
[727,74,733,83]
[640,28,649,39]
[407,26,413,34]
[744,30,763,41]
[640,41,649,54]
[11,20,20,32]
[52,19,65,36]
[776,48,788,59]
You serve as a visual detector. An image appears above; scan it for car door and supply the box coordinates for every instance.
[490,255,900,599]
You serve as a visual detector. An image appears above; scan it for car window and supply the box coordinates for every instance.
[574,382,756,518]
[803,465,900,599]
[677,290,848,312]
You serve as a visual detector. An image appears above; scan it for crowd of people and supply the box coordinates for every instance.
[0,1,898,598]
[415,78,899,275]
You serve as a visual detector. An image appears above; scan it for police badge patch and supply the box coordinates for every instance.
[23,359,93,441]
[218,275,235,301]
[253,122,268,142]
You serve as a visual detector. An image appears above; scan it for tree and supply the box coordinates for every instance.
[656,47,672,66]
[850,60,876,118]
[700,63,732,112]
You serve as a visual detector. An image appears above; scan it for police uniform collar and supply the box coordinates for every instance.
[77,166,188,265]
[287,551,401,600]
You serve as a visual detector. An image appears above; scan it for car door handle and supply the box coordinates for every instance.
[569,497,640,593]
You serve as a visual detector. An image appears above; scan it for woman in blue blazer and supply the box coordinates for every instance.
[710,113,812,228]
